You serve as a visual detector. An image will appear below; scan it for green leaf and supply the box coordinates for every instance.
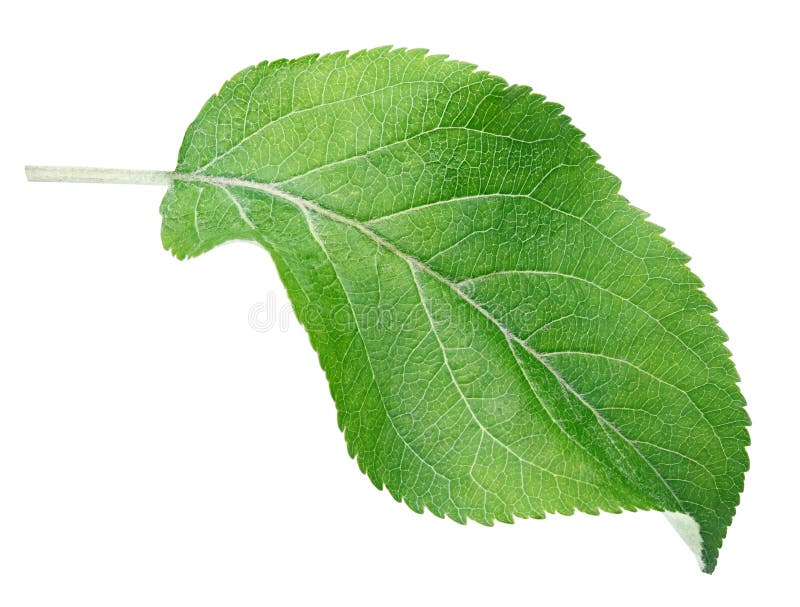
[159,47,749,572]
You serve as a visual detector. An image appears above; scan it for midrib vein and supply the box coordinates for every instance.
[174,171,686,512]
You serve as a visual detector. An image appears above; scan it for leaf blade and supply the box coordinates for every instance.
[160,48,749,572]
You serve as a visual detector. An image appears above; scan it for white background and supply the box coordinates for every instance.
[2,1,798,604]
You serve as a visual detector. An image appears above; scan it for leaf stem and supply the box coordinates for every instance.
[25,166,175,186]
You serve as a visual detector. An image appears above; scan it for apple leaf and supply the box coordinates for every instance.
[30,47,751,573]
